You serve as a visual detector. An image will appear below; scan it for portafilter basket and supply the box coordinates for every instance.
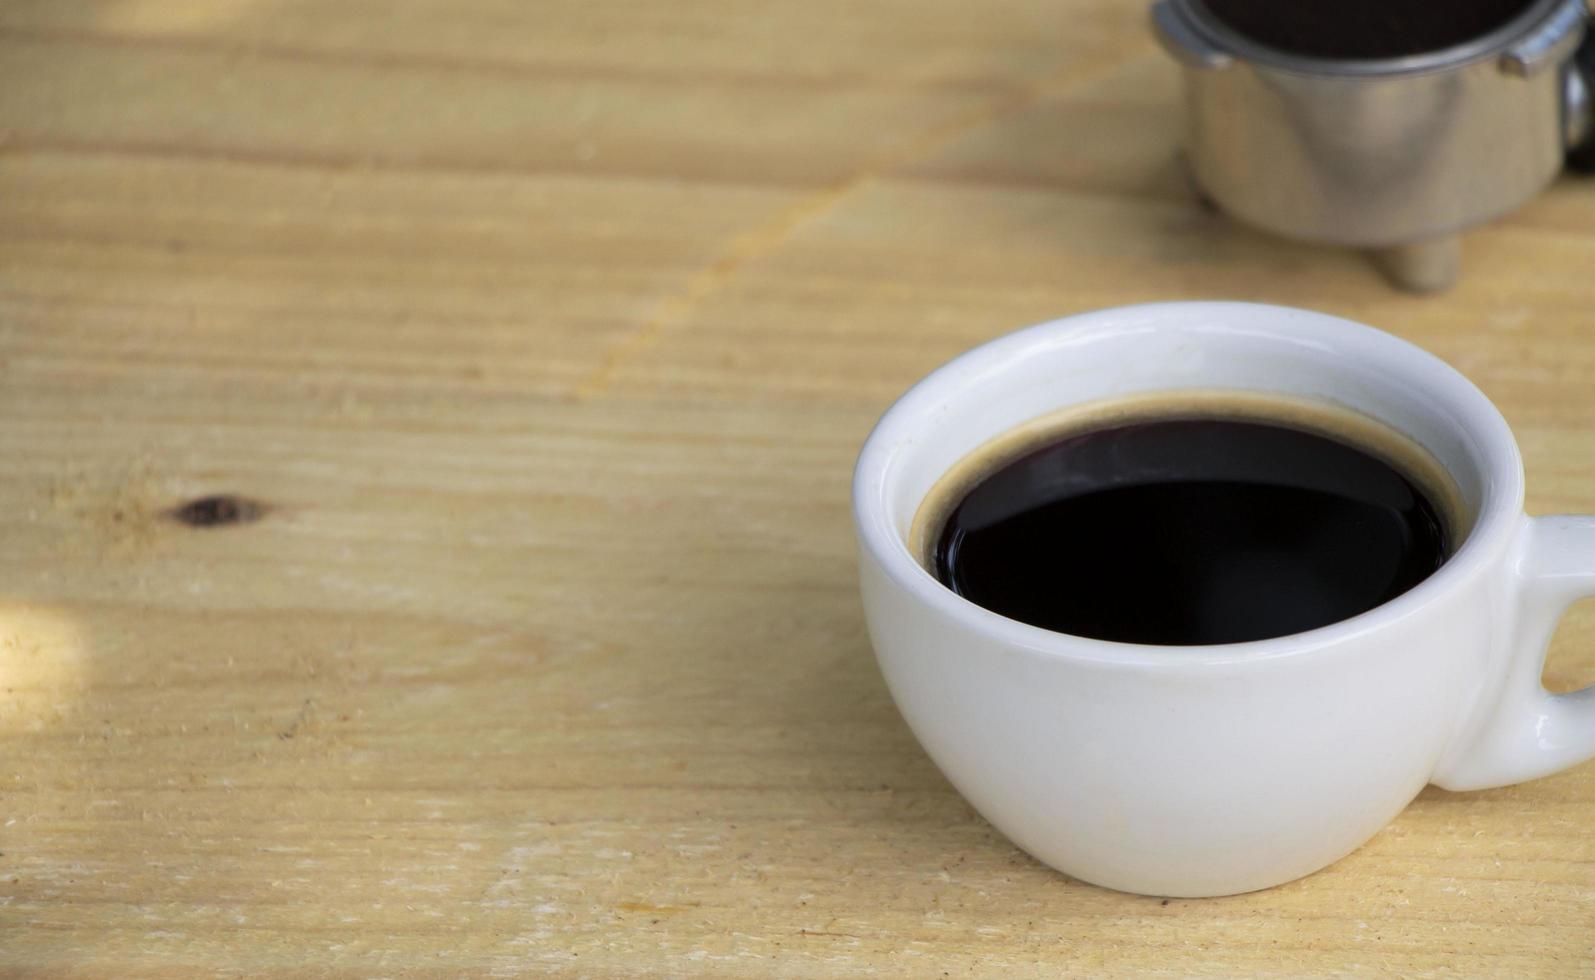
[1153,0,1595,291]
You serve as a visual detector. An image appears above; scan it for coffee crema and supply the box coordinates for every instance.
[915,393,1465,646]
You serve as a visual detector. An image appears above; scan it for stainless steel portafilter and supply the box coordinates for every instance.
[1152,0,1595,291]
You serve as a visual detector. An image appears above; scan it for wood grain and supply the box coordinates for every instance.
[3,0,1595,975]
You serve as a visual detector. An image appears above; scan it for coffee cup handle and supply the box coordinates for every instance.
[1434,515,1595,791]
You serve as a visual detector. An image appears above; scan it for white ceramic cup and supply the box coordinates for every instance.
[853,302,1595,897]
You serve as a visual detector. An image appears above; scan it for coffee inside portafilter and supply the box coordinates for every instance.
[1196,0,1542,60]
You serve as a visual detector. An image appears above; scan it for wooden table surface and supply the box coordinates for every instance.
[5,1,1595,975]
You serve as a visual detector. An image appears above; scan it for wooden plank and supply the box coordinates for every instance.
[2,0,1594,974]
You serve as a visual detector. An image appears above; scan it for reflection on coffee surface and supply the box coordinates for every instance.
[923,399,1457,645]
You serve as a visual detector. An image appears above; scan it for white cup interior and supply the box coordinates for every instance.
[857,303,1523,598]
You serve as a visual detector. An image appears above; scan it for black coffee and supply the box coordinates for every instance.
[1198,0,1537,60]
[932,415,1452,645]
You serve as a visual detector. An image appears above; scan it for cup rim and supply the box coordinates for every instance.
[852,302,1526,666]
